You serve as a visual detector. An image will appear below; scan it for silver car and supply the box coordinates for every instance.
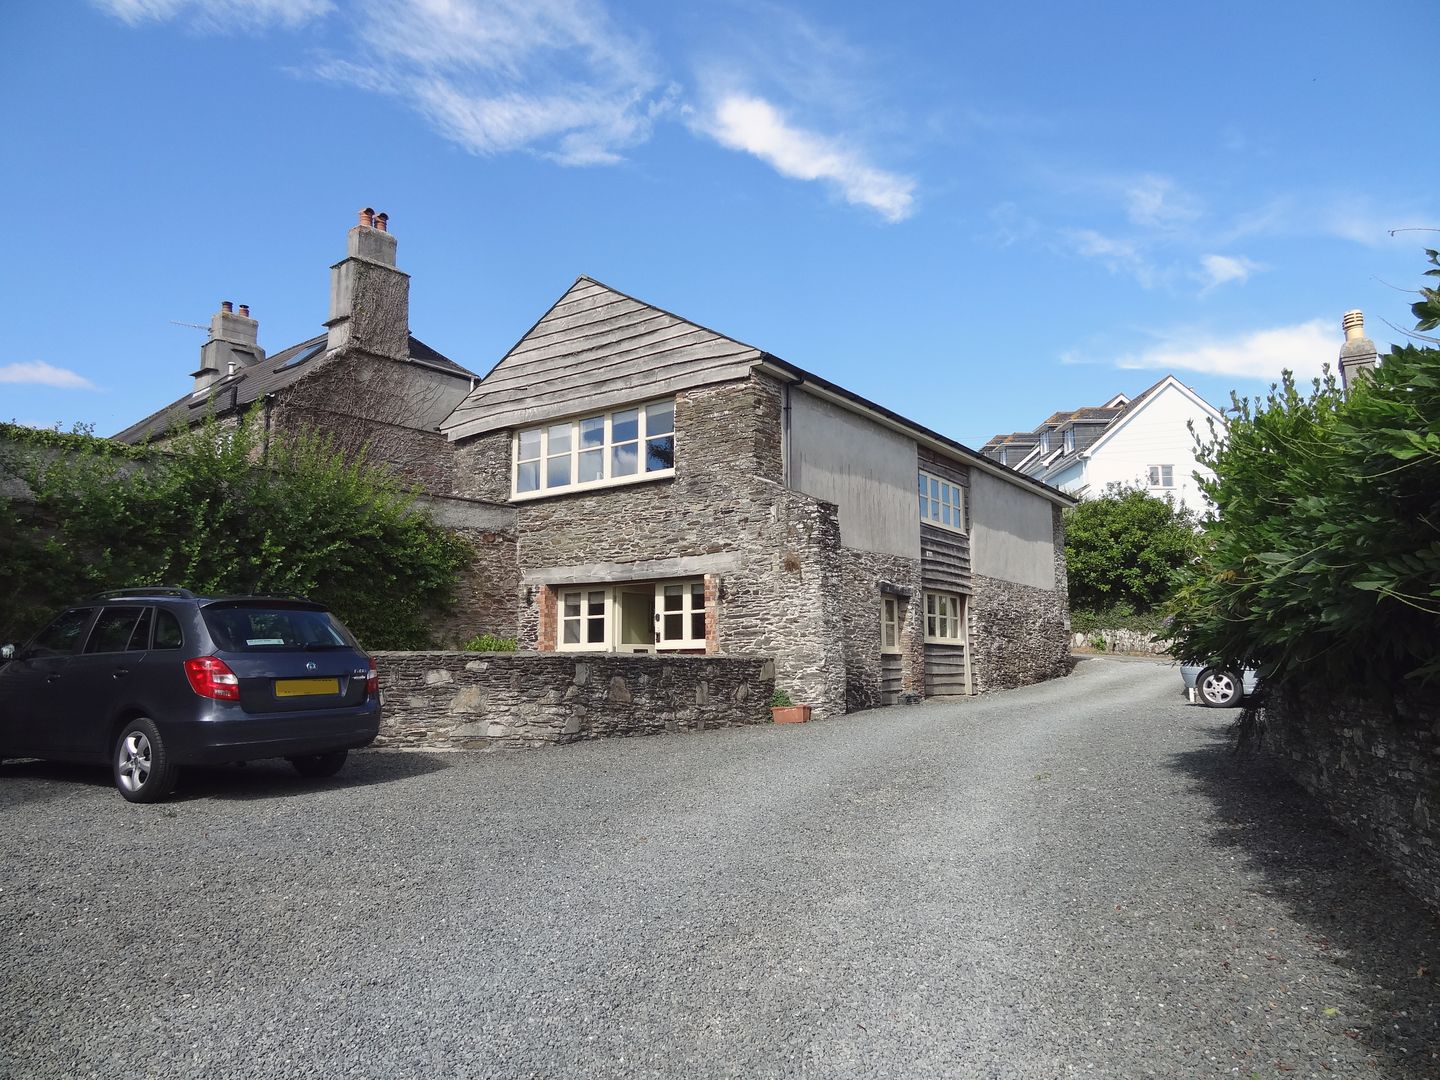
[1179,663,1259,708]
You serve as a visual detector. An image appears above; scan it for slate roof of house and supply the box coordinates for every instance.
[113,333,474,443]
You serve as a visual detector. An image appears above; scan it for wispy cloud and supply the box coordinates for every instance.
[318,0,666,166]
[0,362,100,390]
[1124,174,1200,229]
[699,94,914,222]
[1063,228,1165,288]
[96,0,917,214]
[1110,319,1334,380]
[93,0,331,30]
[1197,253,1263,292]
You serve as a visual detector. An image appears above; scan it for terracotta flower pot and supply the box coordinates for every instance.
[771,705,812,724]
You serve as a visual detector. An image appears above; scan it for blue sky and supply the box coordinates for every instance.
[2,0,1436,447]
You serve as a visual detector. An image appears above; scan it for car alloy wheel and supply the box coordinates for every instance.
[113,718,178,803]
[1198,669,1242,708]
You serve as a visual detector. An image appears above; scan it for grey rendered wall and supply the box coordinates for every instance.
[969,470,1056,590]
[789,388,919,559]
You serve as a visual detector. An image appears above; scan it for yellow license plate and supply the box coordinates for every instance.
[274,677,340,698]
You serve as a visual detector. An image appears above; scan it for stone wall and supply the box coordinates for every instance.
[450,374,849,719]
[373,651,776,749]
[836,547,923,711]
[967,504,1071,691]
[1071,629,1171,656]
[1261,681,1440,912]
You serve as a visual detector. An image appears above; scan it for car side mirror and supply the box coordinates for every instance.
[1,644,13,662]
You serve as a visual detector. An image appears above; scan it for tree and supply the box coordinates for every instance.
[0,414,470,649]
[1168,261,1440,691]
[1064,486,1201,616]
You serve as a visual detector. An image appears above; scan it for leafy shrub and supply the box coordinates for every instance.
[1065,486,1200,614]
[1169,276,1440,690]
[769,689,794,708]
[462,633,517,652]
[0,414,470,650]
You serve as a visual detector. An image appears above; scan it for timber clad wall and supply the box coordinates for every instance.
[445,278,763,439]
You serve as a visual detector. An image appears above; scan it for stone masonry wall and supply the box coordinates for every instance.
[451,374,848,718]
[836,548,923,711]
[968,503,1071,691]
[1261,681,1440,912]
[373,651,775,749]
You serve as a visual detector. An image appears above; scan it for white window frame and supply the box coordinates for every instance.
[558,588,612,652]
[1146,464,1175,489]
[513,399,676,501]
[554,579,707,653]
[1063,428,1075,454]
[924,592,965,644]
[880,596,902,655]
[917,470,966,534]
[655,579,707,651]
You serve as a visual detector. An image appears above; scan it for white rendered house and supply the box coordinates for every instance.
[981,375,1224,511]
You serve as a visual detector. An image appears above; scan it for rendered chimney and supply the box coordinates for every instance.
[192,299,265,395]
[1338,309,1378,391]
[325,207,409,361]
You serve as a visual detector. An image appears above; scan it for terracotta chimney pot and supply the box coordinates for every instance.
[221,300,233,313]
[358,207,376,228]
[238,304,250,318]
[375,212,389,232]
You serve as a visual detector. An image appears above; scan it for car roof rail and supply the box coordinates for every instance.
[90,586,199,600]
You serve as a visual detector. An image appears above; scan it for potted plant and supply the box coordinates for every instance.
[770,689,812,724]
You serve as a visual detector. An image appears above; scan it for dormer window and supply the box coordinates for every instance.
[513,399,675,499]
[1040,433,1050,454]
[1063,429,1075,454]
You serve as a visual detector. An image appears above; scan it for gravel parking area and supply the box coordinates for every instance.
[2,656,1436,1079]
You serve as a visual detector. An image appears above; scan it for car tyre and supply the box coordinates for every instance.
[113,718,178,803]
[1198,668,1242,708]
[289,749,348,779]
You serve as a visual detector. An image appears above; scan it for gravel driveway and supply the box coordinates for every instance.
[2,656,1436,1079]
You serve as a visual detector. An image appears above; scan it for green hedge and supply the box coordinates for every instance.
[0,416,470,650]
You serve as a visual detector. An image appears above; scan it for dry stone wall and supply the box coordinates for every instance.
[373,651,775,749]
[1261,681,1440,912]
[837,548,922,711]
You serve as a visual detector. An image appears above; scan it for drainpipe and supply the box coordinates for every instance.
[261,393,274,467]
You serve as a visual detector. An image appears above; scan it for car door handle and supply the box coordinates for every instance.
[112,668,130,679]
[45,674,60,683]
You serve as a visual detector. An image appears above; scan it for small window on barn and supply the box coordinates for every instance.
[924,592,965,644]
[1147,464,1174,489]
[917,471,965,534]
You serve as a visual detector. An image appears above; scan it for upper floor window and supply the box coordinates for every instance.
[1063,429,1075,454]
[918,471,965,533]
[1147,464,1174,489]
[1040,432,1050,454]
[514,399,675,499]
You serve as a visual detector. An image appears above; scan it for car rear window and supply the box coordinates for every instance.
[202,607,356,652]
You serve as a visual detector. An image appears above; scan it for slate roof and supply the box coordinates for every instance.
[113,333,475,443]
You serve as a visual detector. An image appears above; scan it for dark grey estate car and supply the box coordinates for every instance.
[0,589,381,802]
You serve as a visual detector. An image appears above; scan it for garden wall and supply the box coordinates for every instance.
[1261,681,1440,911]
[373,651,776,750]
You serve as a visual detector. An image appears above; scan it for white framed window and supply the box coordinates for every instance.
[1147,464,1174,489]
[880,596,901,654]
[555,579,706,653]
[1063,429,1075,453]
[559,589,611,652]
[656,580,707,650]
[917,471,966,534]
[925,592,965,644]
[514,399,675,499]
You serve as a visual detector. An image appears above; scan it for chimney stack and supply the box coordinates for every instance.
[192,300,264,395]
[1338,309,1378,391]
[325,207,409,360]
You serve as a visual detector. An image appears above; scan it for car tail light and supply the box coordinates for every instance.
[184,656,240,701]
[365,658,378,697]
